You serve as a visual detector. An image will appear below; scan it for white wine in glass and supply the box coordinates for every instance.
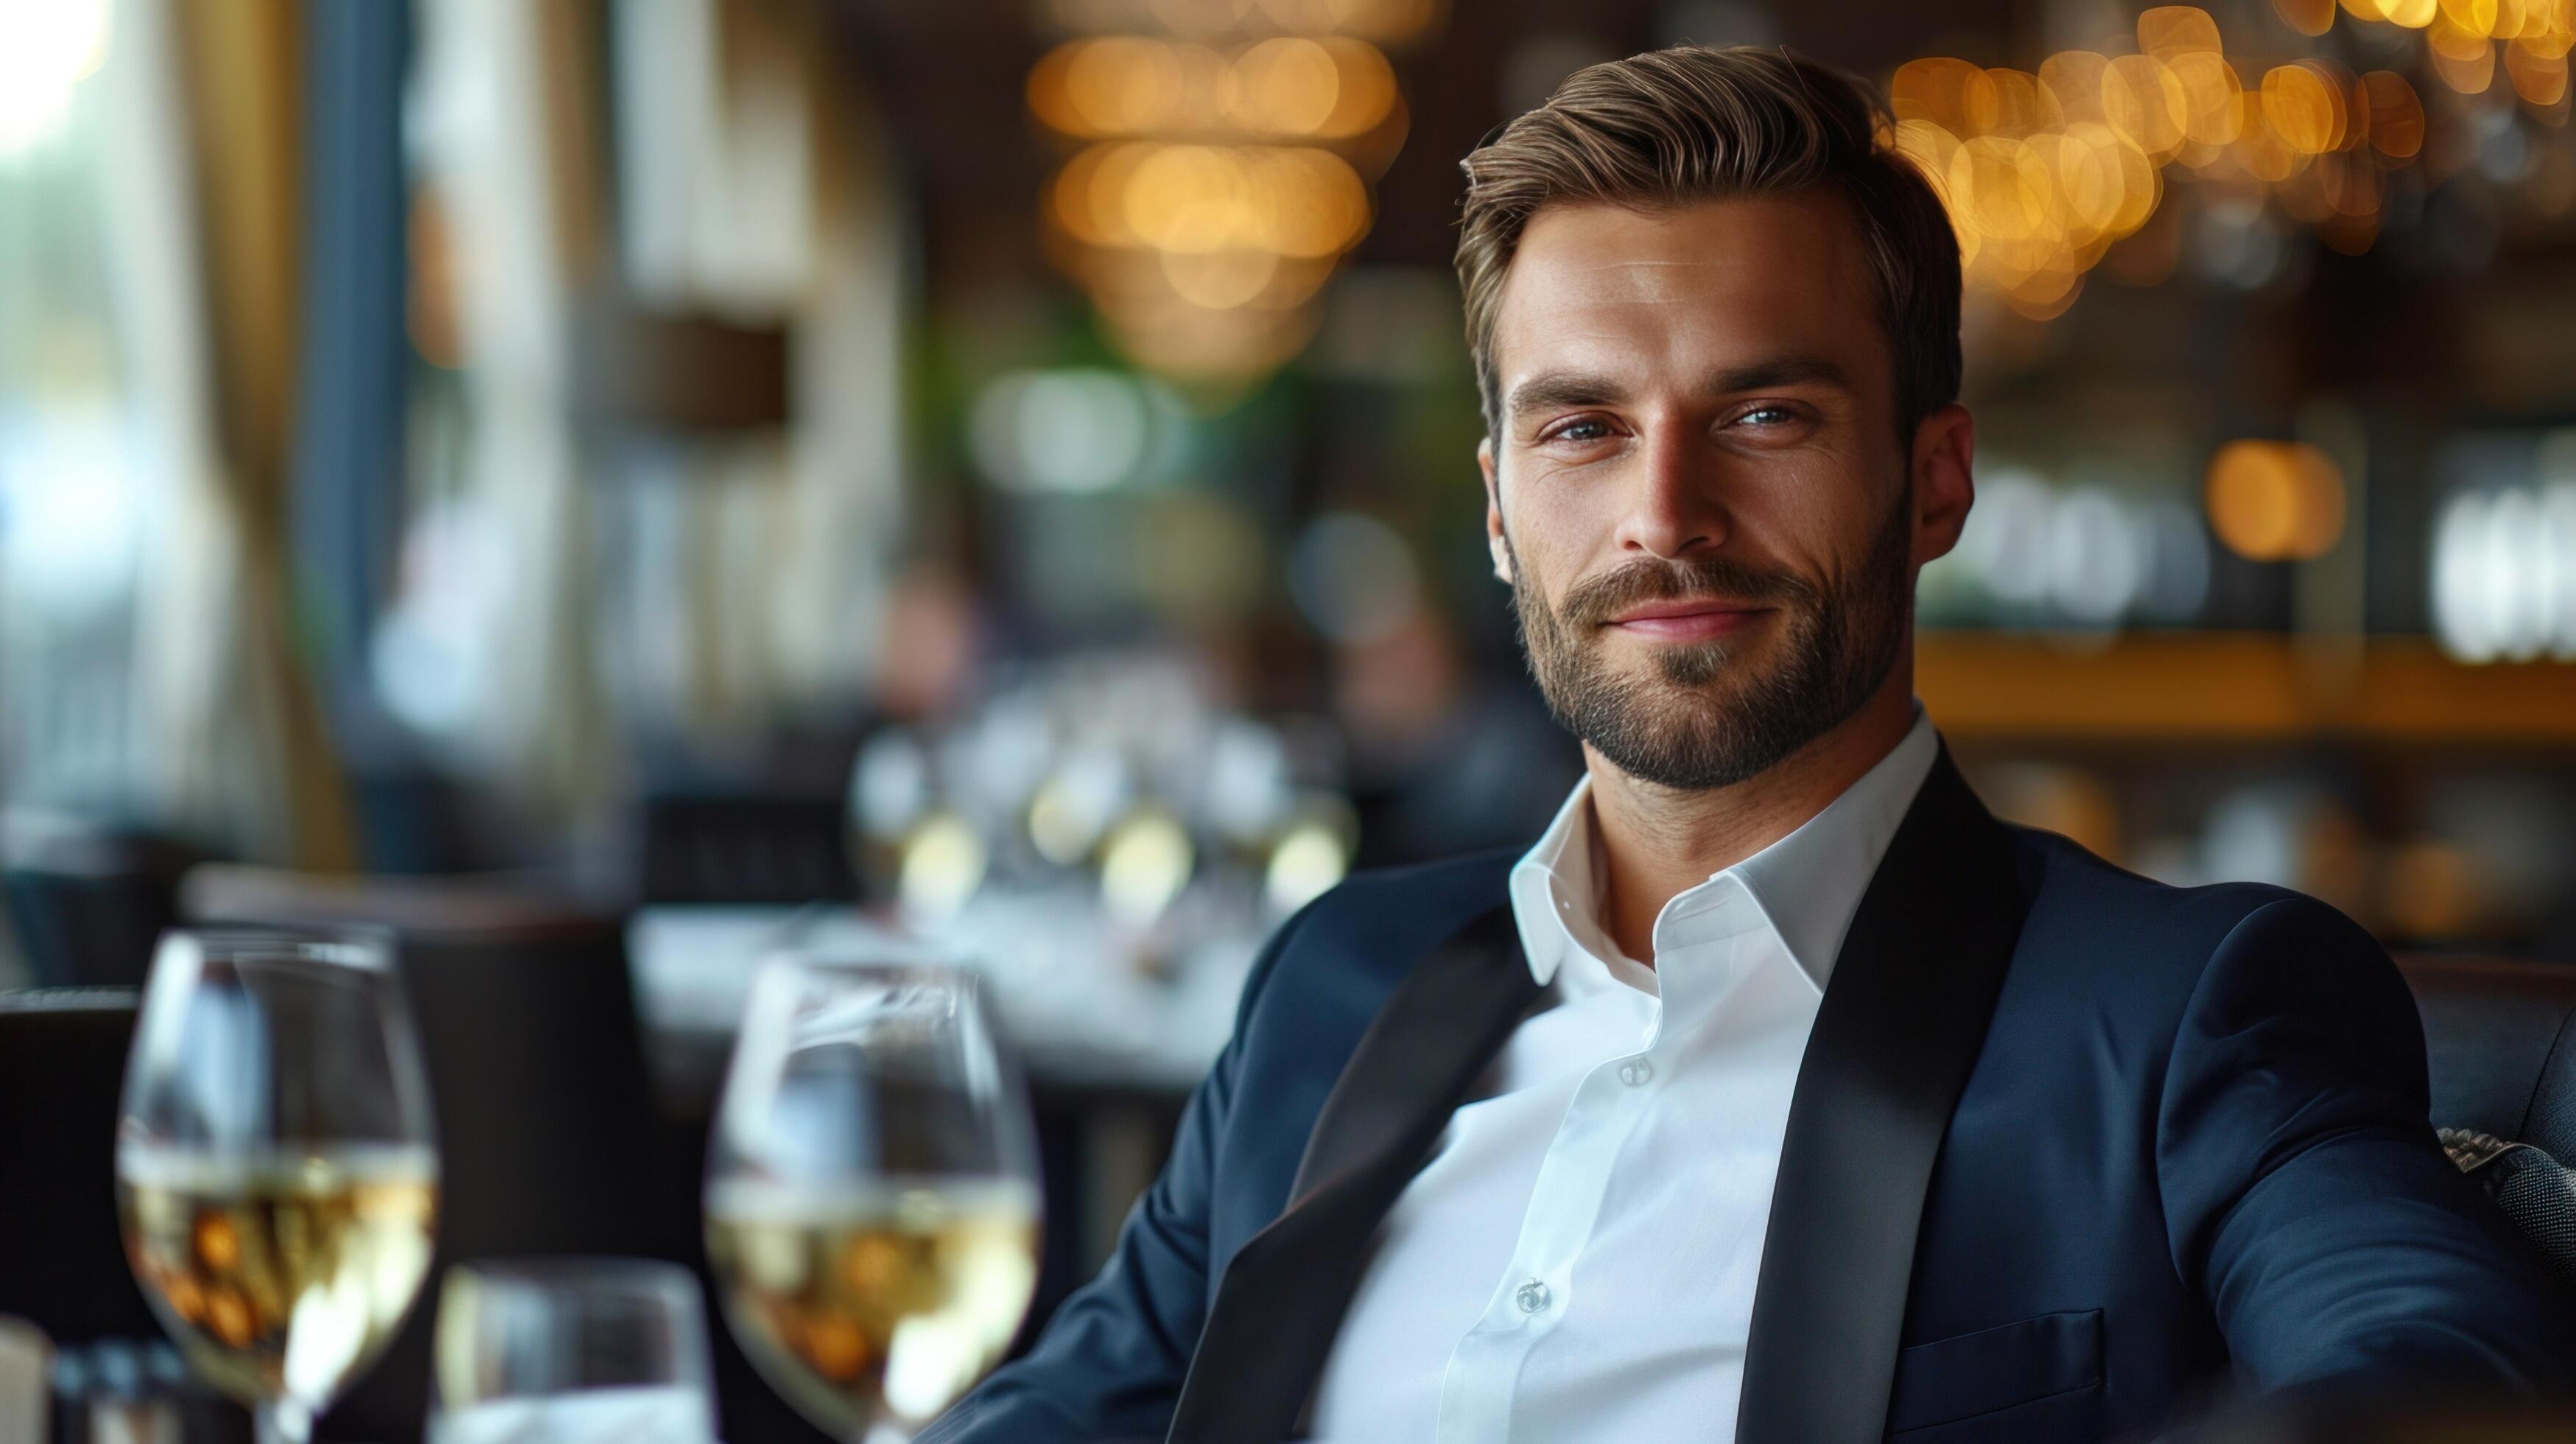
[706,956,1040,1441]
[117,928,441,1444]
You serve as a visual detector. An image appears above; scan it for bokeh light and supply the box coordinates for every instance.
[1899,0,2576,318]
[1289,511,1422,645]
[2261,63,2351,154]
[971,367,1196,496]
[1100,807,1196,928]
[2433,38,2499,89]
[2363,70,2429,154]
[2275,0,2340,36]
[1920,466,2211,627]
[0,0,111,158]
[1031,1,1422,382]
[2508,38,2573,102]
[2432,467,2576,663]
[1047,0,1446,44]
[2206,440,2348,561]
[1264,815,1352,914]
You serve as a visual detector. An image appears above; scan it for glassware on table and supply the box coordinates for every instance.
[115,926,440,1444]
[703,953,1041,1442]
[428,1258,718,1444]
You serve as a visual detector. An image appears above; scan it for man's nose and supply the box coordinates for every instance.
[1612,422,1729,560]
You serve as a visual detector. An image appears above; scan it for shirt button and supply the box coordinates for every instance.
[1618,1057,1654,1087]
[1515,1277,1552,1314]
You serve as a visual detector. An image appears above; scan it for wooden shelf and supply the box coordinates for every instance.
[1917,633,2576,745]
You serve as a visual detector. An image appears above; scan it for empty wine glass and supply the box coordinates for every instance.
[429,1258,718,1444]
[116,926,440,1444]
[703,951,1040,1442]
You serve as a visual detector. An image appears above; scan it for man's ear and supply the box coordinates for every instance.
[1480,437,1512,584]
[1908,404,1976,569]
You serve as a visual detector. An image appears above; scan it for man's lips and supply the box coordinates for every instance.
[1601,600,1773,642]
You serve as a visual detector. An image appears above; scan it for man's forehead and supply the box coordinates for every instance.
[1489,194,1879,389]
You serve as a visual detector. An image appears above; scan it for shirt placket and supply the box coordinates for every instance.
[1433,880,1761,1444]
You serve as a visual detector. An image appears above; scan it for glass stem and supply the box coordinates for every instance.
[256,1400,313,1444]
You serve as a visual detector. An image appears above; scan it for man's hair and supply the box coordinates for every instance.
[1456,46,1962,452]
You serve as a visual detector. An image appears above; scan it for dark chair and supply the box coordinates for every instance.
[2,825,214,986]
[2396,955,2576,1163]
[637,793,853,905]
[0,989,161,1342]
[182,869,692,1440]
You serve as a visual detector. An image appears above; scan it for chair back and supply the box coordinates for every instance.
[2,826,211,986]
[2397,955,2576,1163]
[0,989,160,1342]
[638,793,852,904]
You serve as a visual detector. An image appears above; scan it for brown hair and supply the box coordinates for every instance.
[1456,46,1962,451]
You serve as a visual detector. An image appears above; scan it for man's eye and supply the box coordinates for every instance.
[1545,418,1610,443]
[1737,405,1797,427]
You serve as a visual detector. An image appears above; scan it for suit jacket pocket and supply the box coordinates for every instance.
[1883,1308,2104,1441]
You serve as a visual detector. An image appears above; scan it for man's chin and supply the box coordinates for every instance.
[1590,635,1762,690]
[1582,713,1772,792]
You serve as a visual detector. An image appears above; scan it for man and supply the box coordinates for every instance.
[925,46,2576,1443]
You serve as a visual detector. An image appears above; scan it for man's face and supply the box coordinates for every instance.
[1481,192,1969,791]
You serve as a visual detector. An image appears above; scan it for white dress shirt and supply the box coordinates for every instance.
[1305,709,1939,1443]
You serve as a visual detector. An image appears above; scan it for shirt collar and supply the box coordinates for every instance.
[1509,706,1940,991]
[1508,778,1613,989]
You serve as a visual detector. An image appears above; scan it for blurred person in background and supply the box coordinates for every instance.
[925,45,2576,1444]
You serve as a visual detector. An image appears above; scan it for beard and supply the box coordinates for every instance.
[1507,488,1915,791]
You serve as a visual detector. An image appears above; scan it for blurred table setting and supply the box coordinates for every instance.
[632,656,1351,1109]
[0,659,1358,1442]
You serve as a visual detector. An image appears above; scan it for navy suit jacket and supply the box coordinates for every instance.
[926,751,2576,1442]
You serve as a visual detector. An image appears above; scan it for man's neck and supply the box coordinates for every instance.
[1586,667,1918,967]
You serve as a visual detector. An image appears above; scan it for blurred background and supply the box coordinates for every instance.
[4,0,2576,1432]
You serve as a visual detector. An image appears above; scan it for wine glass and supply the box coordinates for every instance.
[116,926,440,1444]
[429,1258,718,1444]
[703,952,1041,1442]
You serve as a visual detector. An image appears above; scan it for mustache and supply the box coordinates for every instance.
[1554,553,1819,630]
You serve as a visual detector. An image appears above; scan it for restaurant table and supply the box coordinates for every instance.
[623,889,1260,1112]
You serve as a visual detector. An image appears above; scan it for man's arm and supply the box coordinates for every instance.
[917,906,1313,1443]
[2159,894,2576,1390]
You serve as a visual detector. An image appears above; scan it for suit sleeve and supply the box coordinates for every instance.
[916,906,1313,1443]
[2158,895,2576,1392]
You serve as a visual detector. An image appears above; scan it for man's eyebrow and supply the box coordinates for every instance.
[1707,354,1853,394]
[1505,371,1627,423]
[1504,354,1856,425]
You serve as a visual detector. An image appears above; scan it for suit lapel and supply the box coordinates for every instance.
[1736,749,2028,1444]
[1285,902,1540,1204]
[1170,902,1536,1443]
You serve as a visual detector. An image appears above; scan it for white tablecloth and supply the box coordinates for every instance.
[625,888,1262,1103]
